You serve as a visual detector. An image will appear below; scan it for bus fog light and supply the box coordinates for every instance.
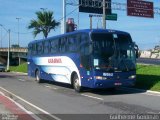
[95,76,103,80]
[128,75,136,79]
[95,76,107,80]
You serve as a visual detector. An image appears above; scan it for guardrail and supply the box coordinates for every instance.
[0,48,28,53]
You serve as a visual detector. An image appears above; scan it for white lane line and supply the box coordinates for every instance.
[44,85,57,90]
[81,94,104,101]
[0,86,61,120]
[118,87,160,97]
[18,79,26,82]
[2,92,42,120]
[0,91,5,96]
[120,87,160,95]
[142,93,160,97]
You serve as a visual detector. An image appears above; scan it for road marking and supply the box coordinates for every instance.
[0,86,61,120]
[18,79,26,82]
[81,94,104,101]
[119,87,160,96]
[44,85,58,90]
[1,92,42,120]
[0,91,5,96]
[142,93,160,97]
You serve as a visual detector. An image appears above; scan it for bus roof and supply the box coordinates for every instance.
[28,29,130,45]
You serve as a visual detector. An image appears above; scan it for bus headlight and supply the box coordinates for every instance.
[128,75,136,79]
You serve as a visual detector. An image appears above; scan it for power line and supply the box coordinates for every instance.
[11,31,32,35]
[58,6,79,22]
[2,32,8,41]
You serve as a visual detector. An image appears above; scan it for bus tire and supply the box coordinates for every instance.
[73,74,82,92]
[35,70,42,83]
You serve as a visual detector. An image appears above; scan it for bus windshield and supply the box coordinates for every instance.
[92,33,136,72]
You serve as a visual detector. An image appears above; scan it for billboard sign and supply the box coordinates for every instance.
[127,0,154,18]
[79,0,111,14]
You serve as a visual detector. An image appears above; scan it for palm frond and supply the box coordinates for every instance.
[28,10,60,38]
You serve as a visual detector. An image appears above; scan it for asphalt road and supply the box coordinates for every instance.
[0,72,160,120]
[137,58,160,65]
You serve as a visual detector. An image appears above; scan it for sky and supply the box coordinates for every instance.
[0,0,160,50]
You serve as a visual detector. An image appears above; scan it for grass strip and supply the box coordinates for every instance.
[135,64,160,92]
[10,63,27,73]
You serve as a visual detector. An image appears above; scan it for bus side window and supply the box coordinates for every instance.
[81,33,89,44]
[60,38,67,53]
[44,41,49,54]
[68,36,77,52]
[80,43,90,70]
[37,42,43,55]
[75,34,81,51]
[32,43,37,55]
[28,44,32,55]
[51,39,59,53]
[65,37,69,52]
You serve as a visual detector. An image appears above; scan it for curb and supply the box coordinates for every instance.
[0,91,36,120]
[11,71,27,75]
[122,87,160,95]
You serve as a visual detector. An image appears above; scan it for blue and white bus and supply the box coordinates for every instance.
[28,29,138,92]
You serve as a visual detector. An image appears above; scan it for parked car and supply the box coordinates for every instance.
[0,64,6,72]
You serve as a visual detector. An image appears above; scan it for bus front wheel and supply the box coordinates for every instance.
[73,74,82,92]
[35,70,42,83]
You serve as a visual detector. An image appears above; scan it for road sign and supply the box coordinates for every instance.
[106,13,117,20]
[127,0,154,18]
[79,0,111,14]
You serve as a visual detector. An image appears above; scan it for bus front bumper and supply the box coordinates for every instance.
[92,79,136,89]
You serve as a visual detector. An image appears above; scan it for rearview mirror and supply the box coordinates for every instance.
[133,43,139,58]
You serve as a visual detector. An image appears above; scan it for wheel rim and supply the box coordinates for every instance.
[36,71,39,81]
[74,78,79,90]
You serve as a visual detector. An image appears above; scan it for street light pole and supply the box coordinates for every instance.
[62,0,66,34]
[0,24,10,70]
[0,25,2,47]
[103,0,106,29]
[16,18,21,47]
[7,29,10,71]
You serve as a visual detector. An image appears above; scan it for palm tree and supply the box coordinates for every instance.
[28,10,60,38]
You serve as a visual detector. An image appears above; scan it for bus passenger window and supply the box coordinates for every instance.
[80,43,90,70]
[28,44,32,55]
[32,44,37,55]
[37,42,43,55]
[50,39,59,53]
[44,41,49,54]
[60,38,67,53]
[68,36,77,52]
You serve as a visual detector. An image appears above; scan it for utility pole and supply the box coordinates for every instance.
[103,0,106,29]
[7,29,10,71]
[62,0,66,34]
[16,18,21,47]
[0,25,10,69]
[89,15,93,30]
[0,25,2,47]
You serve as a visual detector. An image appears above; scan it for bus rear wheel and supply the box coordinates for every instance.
[35,70,42,83]
[73,74,82,92]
